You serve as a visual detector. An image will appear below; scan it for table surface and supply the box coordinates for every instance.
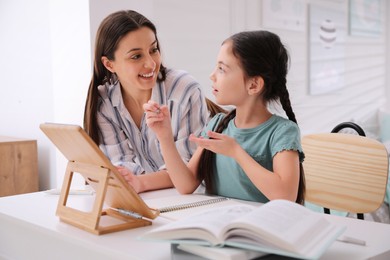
[0,136,36,142]
[0,188,389,260]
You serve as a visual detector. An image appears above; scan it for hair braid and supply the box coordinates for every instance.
[197,110,236,194]
[278,83,297,124]
[276,82,305,204]
[215,109,236,133]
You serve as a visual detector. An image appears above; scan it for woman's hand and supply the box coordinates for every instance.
[189,130,241,158]
[116,166,143,193]
[143,100,172,140]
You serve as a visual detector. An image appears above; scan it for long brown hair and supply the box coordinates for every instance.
[198,31,305,204]
[83,10,166,145]
[205,98,227,117]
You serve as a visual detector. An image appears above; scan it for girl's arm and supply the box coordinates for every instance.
[191,131,300,201]
[234,148,300,201]
[169,86,208,165]
[143,101,202,194]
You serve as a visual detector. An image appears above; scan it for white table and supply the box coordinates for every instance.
[0,189,389,260]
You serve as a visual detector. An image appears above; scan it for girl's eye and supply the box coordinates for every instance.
[218,66,225,73]
[151,47,159,54]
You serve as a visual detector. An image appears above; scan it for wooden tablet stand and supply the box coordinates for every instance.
[40,123,159,235]
[56,161,150,235]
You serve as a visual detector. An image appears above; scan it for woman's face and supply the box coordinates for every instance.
[209,41,248,106]
[104,26,161,92]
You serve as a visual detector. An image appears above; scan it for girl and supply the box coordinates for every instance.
[144,30,305,204]
[84,10,210,193]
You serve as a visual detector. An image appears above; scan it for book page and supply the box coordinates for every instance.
[141,204,256,245]
[224,200,345,257]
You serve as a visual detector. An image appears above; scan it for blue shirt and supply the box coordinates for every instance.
[202,113,304,202]
[97,69,208,175]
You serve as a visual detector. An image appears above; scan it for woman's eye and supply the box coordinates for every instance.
[218,66,225,73]
[131,54,141,60]
[151,47,159,54]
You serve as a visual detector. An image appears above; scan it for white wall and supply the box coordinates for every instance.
[387,0,390,111]
[259,0,389,136]
[0,0,54,189]
[0,0,91,189]
[49,0,92,187]
[1,0,389,190]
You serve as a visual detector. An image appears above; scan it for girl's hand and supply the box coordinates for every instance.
[189,130,241,158]
[143,100,172,140]
[116,166,143,193]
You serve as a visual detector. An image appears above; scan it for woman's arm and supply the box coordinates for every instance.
[97,112,146,175]
[117,167,173,193]
[98,112,176,192]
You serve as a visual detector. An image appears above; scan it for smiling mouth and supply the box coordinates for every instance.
[139,71,155,78]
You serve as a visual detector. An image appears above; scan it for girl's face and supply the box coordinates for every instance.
[103,27,161,92]
[209,41,248,106]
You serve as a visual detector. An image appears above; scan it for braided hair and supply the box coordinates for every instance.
[197,31,305,204]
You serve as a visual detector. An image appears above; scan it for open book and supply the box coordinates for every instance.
[140,199,346,259]
[173,244,267,260]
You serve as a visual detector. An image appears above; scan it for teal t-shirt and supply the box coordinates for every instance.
[202,113,304,203]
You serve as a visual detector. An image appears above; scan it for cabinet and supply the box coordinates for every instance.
[0,136,38,197]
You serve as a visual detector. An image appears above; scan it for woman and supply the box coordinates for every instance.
[84,10,209,193]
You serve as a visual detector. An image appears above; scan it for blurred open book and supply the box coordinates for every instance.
[140,200,346,259]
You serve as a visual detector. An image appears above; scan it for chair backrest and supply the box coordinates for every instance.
[302,133,389,214]
[331,121,366,136]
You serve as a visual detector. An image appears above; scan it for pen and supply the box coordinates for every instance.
[337,235,366,246]
[110,207,143,219]
[44,188,95,195]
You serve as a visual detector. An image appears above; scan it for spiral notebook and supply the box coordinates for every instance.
[144,194,247,220]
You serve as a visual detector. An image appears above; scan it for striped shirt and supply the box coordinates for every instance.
[96,69,208,175]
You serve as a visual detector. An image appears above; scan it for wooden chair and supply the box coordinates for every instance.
[331,121,366,136]
[330,122,366,219]
[302,129,389,220]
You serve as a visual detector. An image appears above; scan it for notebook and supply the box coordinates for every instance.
[145,194,248,220]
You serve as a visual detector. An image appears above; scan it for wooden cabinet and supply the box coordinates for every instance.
[0,136,38,197]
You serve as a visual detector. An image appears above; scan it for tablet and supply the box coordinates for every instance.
[40,123,159,222]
